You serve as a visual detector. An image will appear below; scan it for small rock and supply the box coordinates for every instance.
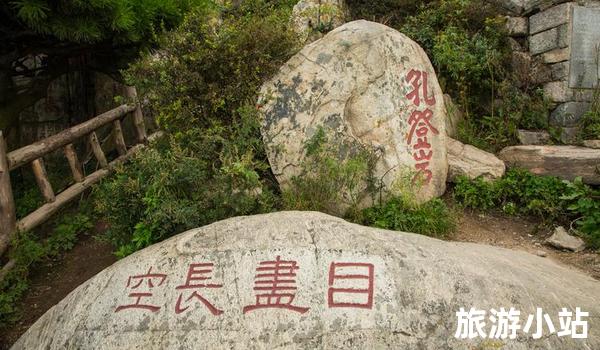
[536,250,548,257]
[517,130,551,145]
[447,138,506,182]
[583,140,600,149]
[545,226,586,252]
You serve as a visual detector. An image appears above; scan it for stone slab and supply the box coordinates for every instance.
[529,2,572,34]
[569,6,600,89]
[499,145,600,184]
[542,47,570,63]
[544,80,573,103]
[530,27,559,55]
[517,129,552,145]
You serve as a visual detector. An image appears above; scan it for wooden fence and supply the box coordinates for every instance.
[0,87,161,277]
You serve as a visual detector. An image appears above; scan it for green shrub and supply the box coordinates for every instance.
[453,168,569,219]
[579,87,600,140]
[0,213,92,327]
[95,1,299,257]
[282,127,378,218]
[94,131,276,258]
[126,0,298,139]
[360,197,456,238]
[346,0,420,25]
[561,178,600,249]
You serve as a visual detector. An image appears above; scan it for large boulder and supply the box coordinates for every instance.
[499,145,600,184]
[259,20,448,209]
[13,212,600,349]
[447,138,506,181]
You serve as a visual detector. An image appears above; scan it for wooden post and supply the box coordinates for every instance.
[112,120,127,156]
[0,131,16,257]
[31,158,55,203]
[89,131,108,168]
[64,143,84,182]
[125,86,147,144]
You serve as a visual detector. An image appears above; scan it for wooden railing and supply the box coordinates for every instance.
[0,87,161,269]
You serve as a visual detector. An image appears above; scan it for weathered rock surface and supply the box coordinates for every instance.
[292,0,347,43]
[447,138,506,181]
[498,145,600,184]
[546,226,586,252]
[517,129,551,145]
[13,212,600,349]
[259,20,448,208]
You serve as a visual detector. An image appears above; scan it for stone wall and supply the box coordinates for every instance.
[505,0,600,142]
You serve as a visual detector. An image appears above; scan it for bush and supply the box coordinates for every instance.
[453,169,570,219]
[126,0,298,139]
[360,197,456,238]
[282,127,378,218]
[562,178,600,249]
[94,133,276,258]
[96,1,299,257]
[579,87,600,140]
[453,169,600,249]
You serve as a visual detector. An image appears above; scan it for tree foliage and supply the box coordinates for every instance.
[0,0,205,131]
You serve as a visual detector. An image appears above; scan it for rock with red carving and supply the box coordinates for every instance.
[11,211,600,349]
[259,20,448,212]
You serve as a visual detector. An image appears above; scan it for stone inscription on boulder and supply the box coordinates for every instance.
[259,20,447,208]
[569,6,600,89]
[13,212,600,349]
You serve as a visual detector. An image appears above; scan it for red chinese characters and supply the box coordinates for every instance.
[406,69,436,107]
[175,263,223,316]
[328,262,375,309]
[115,259,377,315]
[243,255,309,314]
[115,267,167,313]
[405,69,439,185]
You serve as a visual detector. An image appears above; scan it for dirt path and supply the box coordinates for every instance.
[0,211,598,348]
[0,233,116,349]
[454,209,600,281]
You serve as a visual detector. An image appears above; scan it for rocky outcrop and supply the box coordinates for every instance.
[13,211,600,349]
[259,20,448,210]
[447,138,506,181]
[498,145,600,184]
